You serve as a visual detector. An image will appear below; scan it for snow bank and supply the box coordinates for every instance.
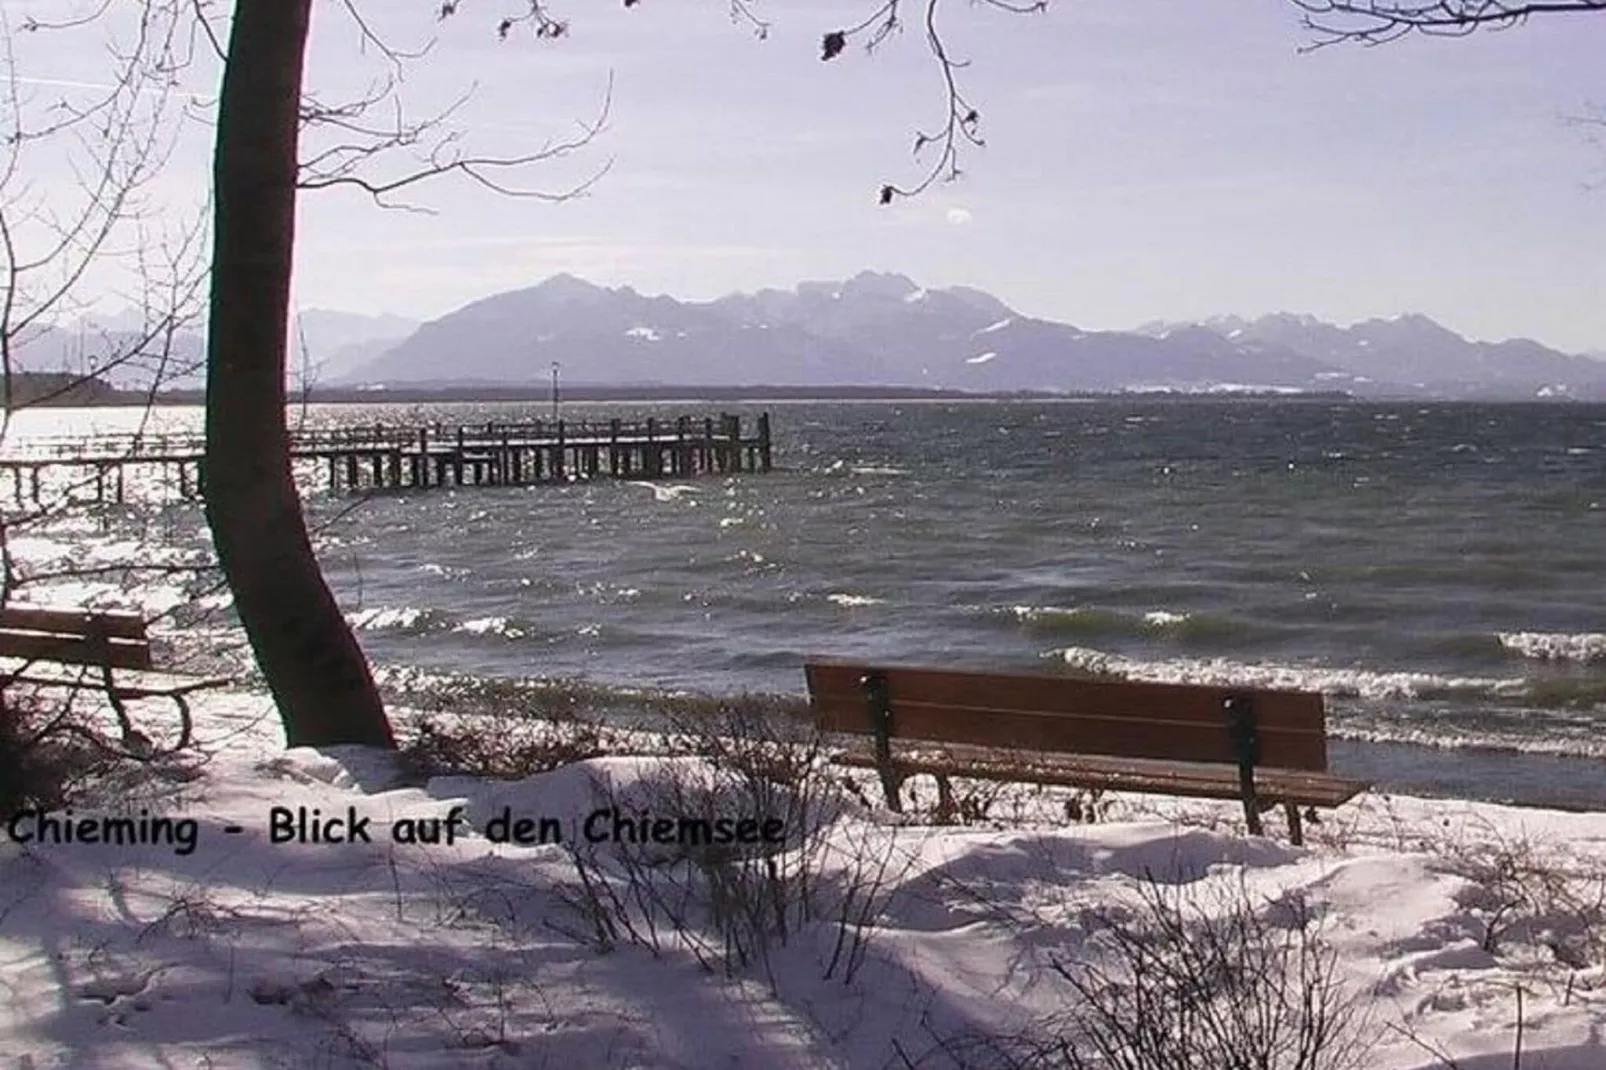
[3,691,1606,1068]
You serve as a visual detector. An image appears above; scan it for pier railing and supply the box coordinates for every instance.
[0,412,775,503]
[1,416,750,461]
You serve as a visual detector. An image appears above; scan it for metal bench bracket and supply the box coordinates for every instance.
[860,671,904,812]
[1225,693,1263,836]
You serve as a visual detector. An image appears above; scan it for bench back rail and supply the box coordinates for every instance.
[0,605,153,671]
[806,661,1328,768]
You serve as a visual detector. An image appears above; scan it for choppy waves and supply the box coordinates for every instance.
[347,606,547,641]
[1002,604,1260,643]
[1052,643,1606,766]
[1332,722,1606,760]
[1052,644,1561,704]
[11,399,1606,801]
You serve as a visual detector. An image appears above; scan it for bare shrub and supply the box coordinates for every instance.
[663,696,832,831]
[1062,788,1106,825]
[0,687,132,813]
[1431,821,1606,972]
[549,708,912,988]
[397,709,605,781]
[939,875,1368,1070]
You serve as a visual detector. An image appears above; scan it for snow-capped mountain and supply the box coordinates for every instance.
[1141,312,1606,398]
[345,274,1606,398]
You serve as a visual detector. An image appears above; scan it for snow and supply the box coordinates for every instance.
[624,326,661,342]
[902,289,928,304]
[5,691,1606,1068]
[972,318,1013,336]
[965,351,998,365]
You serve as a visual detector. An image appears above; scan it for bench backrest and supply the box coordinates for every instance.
[0,604,153,671]
[805,659,1329,772]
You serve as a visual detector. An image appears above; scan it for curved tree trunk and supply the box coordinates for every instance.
[204,0,395,749]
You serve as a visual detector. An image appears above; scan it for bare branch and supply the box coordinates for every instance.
[816,0,1046,203]
[1,0,201,428]
[11,0,115,35]
[297,72,615,213]
[187,0,226,62]
[727,0,772,39]
[1290,1,1606,49]
[336,0,435,65]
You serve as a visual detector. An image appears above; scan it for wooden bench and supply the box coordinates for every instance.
[0,603,231,752]
[804,659,1369,845]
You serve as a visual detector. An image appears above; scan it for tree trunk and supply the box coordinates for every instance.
[204,0,395,749]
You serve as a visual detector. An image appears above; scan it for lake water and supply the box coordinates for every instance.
[7,398,1605,808]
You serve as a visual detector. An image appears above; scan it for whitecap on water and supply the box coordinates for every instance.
[1053,645,1524,701]
[459,616,526,639]
[827,593,885,608]
[1498,632,1606,663]
[1142,610,1190,628]
[348,606,440,632]
[635,482,698,502]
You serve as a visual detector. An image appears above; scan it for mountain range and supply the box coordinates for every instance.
[339,272,1606,400]
[10,273,1604,399]
[7,310,419,392]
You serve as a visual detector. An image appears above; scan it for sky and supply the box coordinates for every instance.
[6,0,1606,352]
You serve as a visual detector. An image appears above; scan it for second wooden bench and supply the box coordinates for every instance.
[0,603,232,751]
[804,658,1369,845]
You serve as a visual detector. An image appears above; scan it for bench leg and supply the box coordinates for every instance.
[935,774,956,824]
[104,687,138,744]
[110,690,196,756]
[1240,793,1264,837]
[876,766,905,813]
[1285,802,1304,847]
[171,693,195,752]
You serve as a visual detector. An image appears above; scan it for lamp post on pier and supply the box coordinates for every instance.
[550,361,561,422]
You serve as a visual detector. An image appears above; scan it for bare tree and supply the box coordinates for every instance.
[0,1,216,798]
[202,0,395,748]
[0,0,210,597]
[0,2,207,427]
[205,0,1049,749]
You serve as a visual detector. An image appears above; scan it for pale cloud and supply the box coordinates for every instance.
[946,207,974,226]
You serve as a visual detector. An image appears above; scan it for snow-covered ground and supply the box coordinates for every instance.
[4,691,1606,1069]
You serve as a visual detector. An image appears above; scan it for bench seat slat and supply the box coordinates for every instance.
[0,658,231,699]
[830,742,1368,809]
[0,628,153,671]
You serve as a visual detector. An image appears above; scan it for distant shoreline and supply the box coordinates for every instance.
[12,374,1594,406]
[18,383,1412,407]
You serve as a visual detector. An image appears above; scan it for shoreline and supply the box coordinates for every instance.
[13,385,1516,407]
[370,665,1606,815]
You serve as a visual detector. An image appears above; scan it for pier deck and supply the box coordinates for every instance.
[0,412,774,504]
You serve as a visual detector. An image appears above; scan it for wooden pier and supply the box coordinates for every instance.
[0,412,774,505]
